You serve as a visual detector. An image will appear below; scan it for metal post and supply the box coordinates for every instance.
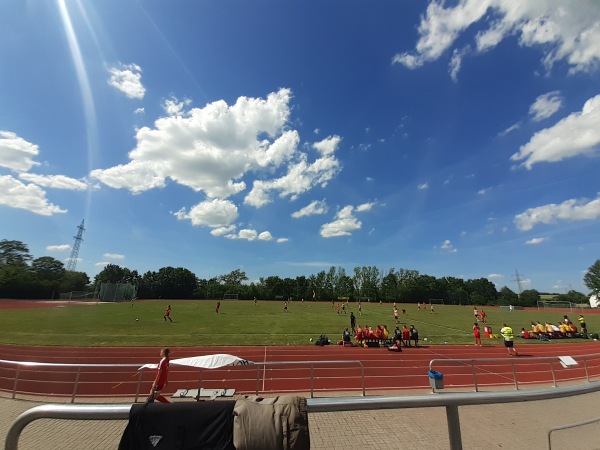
[446,405,463,450]
[134,371,142,403]
[310,364,314,398]
[584,359,589,382]
[12,367,20,400]
[256,364,260,395]
[512,361,519,390]
[549,362,557,387]
[71,367,81,404]
[360,362,366,396]
[472,362,479,392]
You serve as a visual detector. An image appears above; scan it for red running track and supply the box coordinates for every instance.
[2,342,600,399]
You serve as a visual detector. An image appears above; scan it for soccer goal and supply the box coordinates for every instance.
[97,283,137,302]
[537,300,581,312]
[223,293,239,300]
[58,291,96,301]
[429,298,445,305]
[500,305,524,311]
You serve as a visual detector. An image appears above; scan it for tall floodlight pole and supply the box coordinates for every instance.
[514,269,523,297]
[66,220,85,271]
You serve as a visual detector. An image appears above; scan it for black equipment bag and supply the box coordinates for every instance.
[118,401,236,450]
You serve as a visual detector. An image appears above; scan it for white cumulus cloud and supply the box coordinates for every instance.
[511,95,600,168]
[19,173,88,190]
[103,253,125,260]
[393,1,600,75]
[320,206,362,238]
[175,198,239,228]
[529,91,562,122]
[291,200,328,218]
[0,131,40,172]
[440,239,457,253]
[514,194,600,231]
[0,175,66,216]
[525,237,547,245]
[319,202,376,238]
[47,244,71,252]
[108,63,145,99]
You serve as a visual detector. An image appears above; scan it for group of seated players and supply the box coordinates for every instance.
[520,314,588,340]
[341,324,419,350]
[341,324,390,346]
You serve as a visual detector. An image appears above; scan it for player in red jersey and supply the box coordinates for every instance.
[147,348,170,403]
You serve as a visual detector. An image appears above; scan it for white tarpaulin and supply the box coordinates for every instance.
[139,353,253,371]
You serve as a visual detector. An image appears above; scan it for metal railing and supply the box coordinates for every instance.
[0,358,365,402]
[429,353,600,392]
[547,415,600,449]
[6,381,600,450]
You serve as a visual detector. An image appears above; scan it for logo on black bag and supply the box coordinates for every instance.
[148,435,162,447]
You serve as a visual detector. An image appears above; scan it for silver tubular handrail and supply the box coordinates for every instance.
[5,404,131,450]
[547,415,600,449]
[6,382,600,450]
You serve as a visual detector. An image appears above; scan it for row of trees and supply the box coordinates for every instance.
[0,240,89,298]
[2,239,598,306]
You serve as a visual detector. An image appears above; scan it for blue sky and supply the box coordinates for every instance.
[1,0,600,293]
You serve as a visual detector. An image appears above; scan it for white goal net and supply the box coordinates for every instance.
[537,300,581,312]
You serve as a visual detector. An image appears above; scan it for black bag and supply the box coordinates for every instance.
[119,401,236,450]
[315,334,329,346]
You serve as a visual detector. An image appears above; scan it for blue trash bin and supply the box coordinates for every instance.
[428,370,444,389]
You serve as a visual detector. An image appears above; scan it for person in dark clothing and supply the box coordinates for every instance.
[409,325,419,347]
[342,328,351,343]
[350,312,356,331]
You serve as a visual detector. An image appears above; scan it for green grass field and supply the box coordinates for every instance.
[2,300,599,347]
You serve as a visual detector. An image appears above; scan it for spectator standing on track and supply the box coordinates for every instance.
[350,312,356,331]
[409,325,419,347]
[147,348,170,403]
[163,304,173,322]
[500,323,518,356]
[579,315,588,336]
[473,322,482,346]
[402,325,410,347]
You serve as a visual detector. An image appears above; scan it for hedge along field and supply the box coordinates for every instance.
[1,299,600,347]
